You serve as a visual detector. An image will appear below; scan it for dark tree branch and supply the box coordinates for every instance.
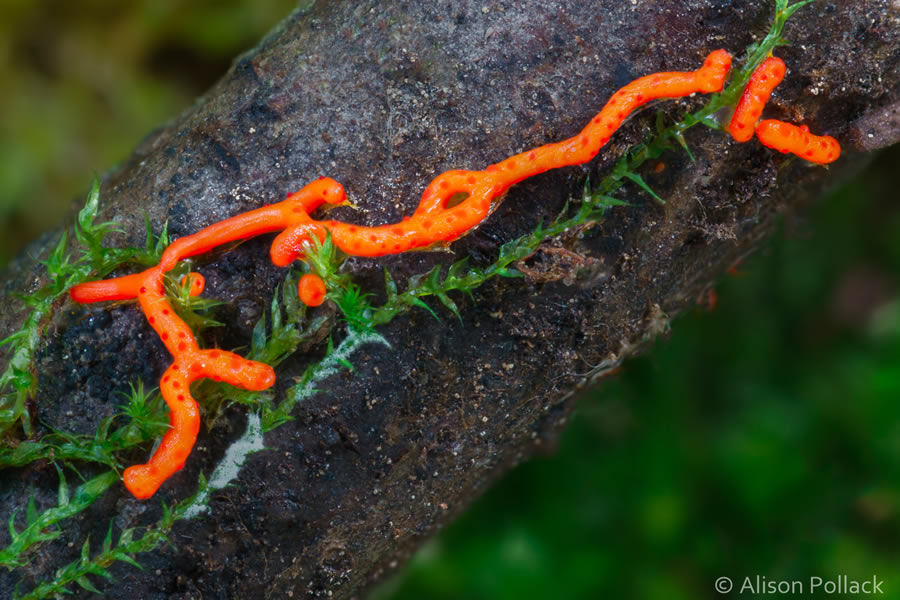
[2,1,898,598]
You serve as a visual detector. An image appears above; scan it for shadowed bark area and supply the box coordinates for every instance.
[1,1,898,598]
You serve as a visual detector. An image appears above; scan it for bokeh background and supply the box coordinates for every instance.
[2,2,899,599]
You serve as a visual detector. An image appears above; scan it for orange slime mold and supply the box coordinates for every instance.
[70,48,839,499]
[72,50,733,498]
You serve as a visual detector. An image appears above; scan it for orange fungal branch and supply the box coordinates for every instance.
[728,56,786,142]
[755,120,841,164]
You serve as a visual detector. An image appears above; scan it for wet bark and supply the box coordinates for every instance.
[1,1,898,598]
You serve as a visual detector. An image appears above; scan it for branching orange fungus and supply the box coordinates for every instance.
[69,48,839,499]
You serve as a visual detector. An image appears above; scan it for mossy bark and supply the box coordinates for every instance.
[1,1,898,598]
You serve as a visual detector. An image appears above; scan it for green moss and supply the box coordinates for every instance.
[0,178,169,439]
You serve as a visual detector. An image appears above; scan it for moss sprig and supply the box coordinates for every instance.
[164,263,225,332]
[263,327,389,431]
[1,470,117,570]
[14,489,189,600]
[0,178,170,439]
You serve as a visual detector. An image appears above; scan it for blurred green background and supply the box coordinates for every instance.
[0,0,301,263]
[2,2,898,599]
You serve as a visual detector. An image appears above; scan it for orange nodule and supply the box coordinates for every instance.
[298,273,327,306]
[180,272,206,296]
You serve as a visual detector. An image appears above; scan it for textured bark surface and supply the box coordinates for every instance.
[1,1,898,598]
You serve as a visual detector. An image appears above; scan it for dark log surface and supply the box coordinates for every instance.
[2,1,898,598]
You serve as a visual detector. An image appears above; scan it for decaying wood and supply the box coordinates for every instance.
[2,1,898,598]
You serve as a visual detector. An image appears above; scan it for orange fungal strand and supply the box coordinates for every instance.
[298,273,327,307]
[122,364,197,499]
[71,258,278,499]
[159,177,345,271]
[728,56,786,142]
[316,50,732,258]
[755,119,841,164]
[491,49,732,185]
[69,272,145,303]
[121,342,276,499]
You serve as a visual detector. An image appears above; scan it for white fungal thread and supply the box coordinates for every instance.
[183,412,265,519]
